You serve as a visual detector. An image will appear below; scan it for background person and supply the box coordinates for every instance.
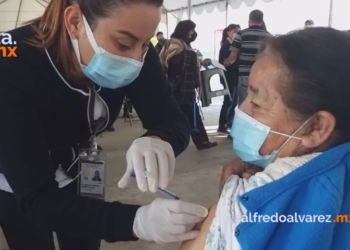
[0,0,208,249]
[180,27,350,250]
[217,24,240,135]
[123,95,133,118]
[155,31,166,54]
[224,9,271,105]
[305,19,314,28]
[159,20,217,151]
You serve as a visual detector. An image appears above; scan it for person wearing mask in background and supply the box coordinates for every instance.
[159,20,218,151]
[224,10,271,105]
[155,31,166,54]
[217,24,240,135]
[305,19,314,28]
[0,0,209,249]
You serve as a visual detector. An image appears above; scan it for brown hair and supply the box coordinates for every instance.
[170,20,196,40]
[221,24,240,45]
[259,27,350,145]
[25,0,163,79]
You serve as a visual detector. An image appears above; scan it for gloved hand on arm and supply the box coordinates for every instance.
[118,137,175,193]
[133,198,208,244]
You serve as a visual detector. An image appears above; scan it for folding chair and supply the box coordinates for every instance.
[199,68,232,107]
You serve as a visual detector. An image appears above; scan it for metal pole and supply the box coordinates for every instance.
[15,0,23,28]
[188,0,191,19]
[225,0,228,27]
[328,0,334,27]
[166,11,169,38]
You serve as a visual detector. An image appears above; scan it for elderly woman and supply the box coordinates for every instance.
[179,27,350,250]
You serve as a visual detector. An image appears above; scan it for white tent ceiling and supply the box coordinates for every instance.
[163,0,225,12]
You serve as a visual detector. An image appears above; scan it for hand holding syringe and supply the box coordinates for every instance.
[130,173,180,200]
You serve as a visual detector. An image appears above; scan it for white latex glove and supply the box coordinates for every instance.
[118,137,175,193]
[133,198,208,244]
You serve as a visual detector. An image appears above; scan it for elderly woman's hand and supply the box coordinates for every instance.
[219,158,263,195]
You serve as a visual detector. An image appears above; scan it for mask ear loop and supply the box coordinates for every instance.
[270,130,302,140]
[70,34,82,64]
[82,15,101,54]
[275,119,310,153]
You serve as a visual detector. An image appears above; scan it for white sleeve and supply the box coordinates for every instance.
[205,173,275,250]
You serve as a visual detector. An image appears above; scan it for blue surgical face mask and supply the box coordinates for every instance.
[231,107,309,168]
[71,16,146,89]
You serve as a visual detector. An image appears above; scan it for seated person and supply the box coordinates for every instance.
[180,27,350,250]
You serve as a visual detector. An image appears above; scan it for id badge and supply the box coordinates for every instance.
[77,149,106,200]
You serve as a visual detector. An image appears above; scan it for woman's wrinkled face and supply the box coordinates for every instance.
[239,55,308,158]
[65,4,161,65]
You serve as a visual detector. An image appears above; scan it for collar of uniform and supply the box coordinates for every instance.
[248,25,265,30]
[238,142,350,211]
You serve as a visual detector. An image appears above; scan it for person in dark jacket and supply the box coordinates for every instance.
[155,31,166,54]
[0,0,209,249]
[218,24,240,134]
[305,19,314,28]
[159,20,217,150]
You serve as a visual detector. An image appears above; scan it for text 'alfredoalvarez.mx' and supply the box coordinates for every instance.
[0,33,17,58]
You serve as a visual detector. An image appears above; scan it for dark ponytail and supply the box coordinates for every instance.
[221,27,228,45]
[221,24,240,45]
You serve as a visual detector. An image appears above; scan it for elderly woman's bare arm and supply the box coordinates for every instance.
[179,203,218,250]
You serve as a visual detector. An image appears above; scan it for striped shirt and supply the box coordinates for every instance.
[229,25,272,77]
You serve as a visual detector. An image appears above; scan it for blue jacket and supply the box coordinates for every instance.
[237,142,350,250]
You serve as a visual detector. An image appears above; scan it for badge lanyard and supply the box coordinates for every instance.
[77,148,106,199]
[76,84,107,199]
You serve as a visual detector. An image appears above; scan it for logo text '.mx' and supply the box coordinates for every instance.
[0,33,17,57]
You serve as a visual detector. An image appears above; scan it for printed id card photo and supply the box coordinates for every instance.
[78,149,106,199]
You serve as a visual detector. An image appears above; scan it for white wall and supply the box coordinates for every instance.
[0,0,47,32]
[227,0,331,34]
[332,0,350,31]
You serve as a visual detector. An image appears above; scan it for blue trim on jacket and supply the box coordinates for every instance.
[236,142,350,250]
